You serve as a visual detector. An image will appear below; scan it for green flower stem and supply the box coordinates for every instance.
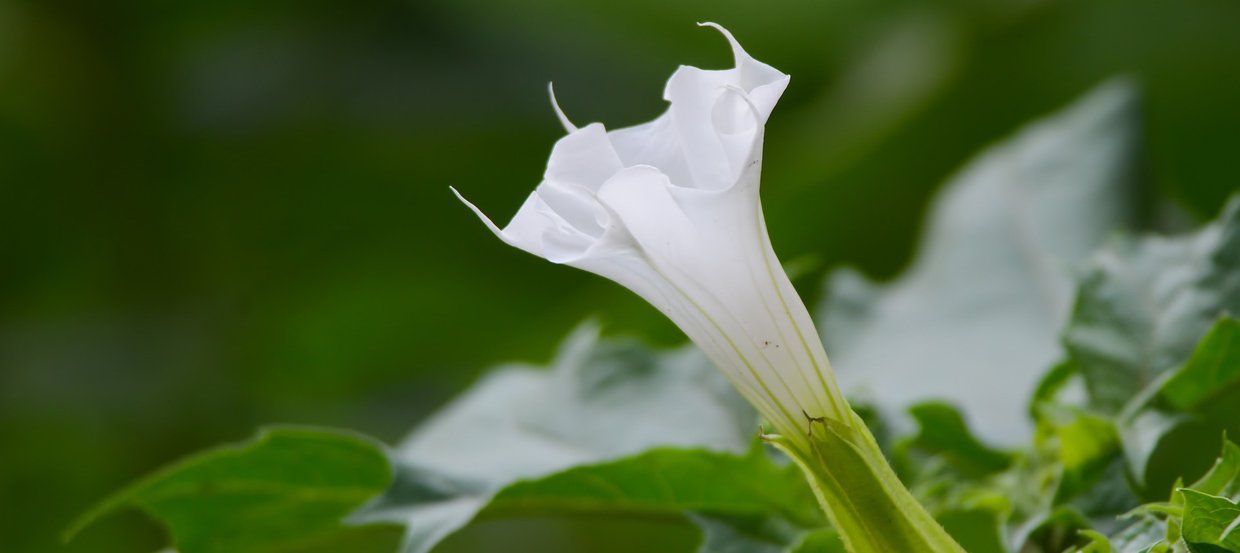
[769,410,965,553]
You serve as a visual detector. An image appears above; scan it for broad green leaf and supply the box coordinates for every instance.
[817,80,1141,445]
[481,447,820,527]
[351,324,757,553]
[1180,490,1240,551]
[1065,197,1240,414]
[451,447,822,553]
[65,427,391,553]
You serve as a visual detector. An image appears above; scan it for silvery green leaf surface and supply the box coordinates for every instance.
[1066,199,1240,414]
[816,79,1141,445]
[350,324,757,553]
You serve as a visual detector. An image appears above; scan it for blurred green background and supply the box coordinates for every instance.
[2,0,1238,551]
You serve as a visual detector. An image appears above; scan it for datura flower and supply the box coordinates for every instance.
[456,24,964,553]
[454,23,846,444]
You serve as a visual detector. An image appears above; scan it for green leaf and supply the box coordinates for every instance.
[901,402,1013,478]
[1118,316,1240,495]
[1055,412,1119,476]
[352,324,758,553]
[436,447,823,553]
[1189,439,1240,500]
[1180,489,1240,551]
[1010,506,1093,553]
[1065,197,1240,414]
[817,80,1141,445]
[933,508,1007,553]
[1161,317,1240,420]
[1076,529,1114,553]
[787,529,846,553]
[1030,359,1083,419]
[482,447,820,528]
[1108,515,1169,553]
[65,426,391,553]
[1052,408,1123,504]
[689,513,807,553]
[1071,202,1240,495]
[1125,412,1229,500]
[1093,440,1240,553]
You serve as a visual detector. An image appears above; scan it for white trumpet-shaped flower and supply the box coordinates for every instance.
[454,23,848,444]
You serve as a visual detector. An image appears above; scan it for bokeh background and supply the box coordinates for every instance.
[2,0,1238,551]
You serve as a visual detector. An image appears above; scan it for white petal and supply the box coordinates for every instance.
[456,123,631,263]
[606,24,789,192]
[596,166,842,429]
[544,123,623,193]
[606,113,697,189]
[547,82,577,133]
[452,186,600,264]
[696,22,789,119]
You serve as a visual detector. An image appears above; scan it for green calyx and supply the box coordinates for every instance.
[767,411,966,553]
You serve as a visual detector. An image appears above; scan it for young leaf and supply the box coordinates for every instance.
[817,80,1141,445]
[1075,529,1113,552]
[65,426,391,553]
[1043,407,1130,508]
[1180,489,1240,551]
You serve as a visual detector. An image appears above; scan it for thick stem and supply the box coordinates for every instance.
[770,410,965,553]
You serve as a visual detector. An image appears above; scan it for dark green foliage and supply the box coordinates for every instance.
[65,427,392,553]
